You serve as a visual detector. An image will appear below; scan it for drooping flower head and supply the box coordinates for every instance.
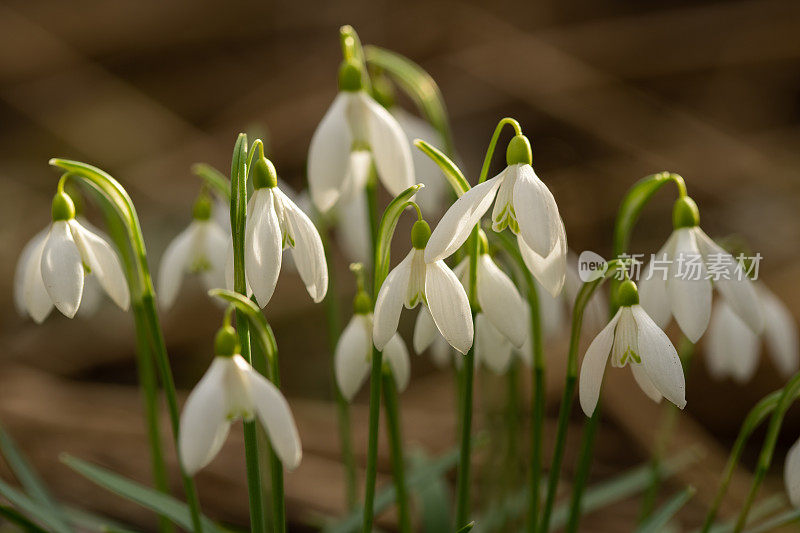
[424,134,567,297]
[639,196,763,343]
[335,272,410,401]
[307,60,414,214]
[579,279,686,416]
[705,283,798,383]
[158,192,227,309]
[15,190,129,322]
[785,435,800,507]
[179,321,301,475]
[373,218,474,355]
[243,157,328,307]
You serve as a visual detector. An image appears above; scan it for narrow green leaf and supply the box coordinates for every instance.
[0,423,63,515]
[742,506,800,533]
[414,140,469,197]
[373,183,425,294]
[455,522,474,533]
[61,455,222,533]
[192,163,231,201]
[64,506,141,533]
[364,45,455,155]
[410,452,452,532]
[635,486,695,533]
[0,478,71,533]
[0,504,50,533]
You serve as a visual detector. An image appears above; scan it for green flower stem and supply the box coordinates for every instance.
[382,370,412,533]
[538,262,623,533]
[505,360,521,491]
[734,370,800,532]
[478,118,522,184]
[319,223,357,511]
[50,159,203,532]
[265,344,286,533]
[455,315,478,529]
[566,405,600,533]
[700,389,791,532]
[362,184,424,532]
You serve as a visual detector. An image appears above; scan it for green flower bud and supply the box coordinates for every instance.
[353,290,372,315]
[672,196,700,229]
[411,219,431,249]
[214,325,240,357]
[506,134,533,166]
[192,194,213,221]
[338,60,364,92]
[51,191,76,221]
[616,279,640,307]
[252,157,278,189]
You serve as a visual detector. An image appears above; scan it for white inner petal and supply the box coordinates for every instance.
[491,168,518,233]
[611,307,639,367]
[405,249,427,308]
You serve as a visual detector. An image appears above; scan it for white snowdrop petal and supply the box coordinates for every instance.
[158,224,197,309]
[77,276,103,318]
[14,229,47,316]
[200,221,230,293]
[308,93,353,213]
[334,315,373,401]
[706,301,759,383]
[373,250,415,350]
[361,93,414,197]
[517,228,566,298]
[476,313,513,374]
[384,334,411,393]
[69,220,129,310]
[392,108,446,214]
[413,306,439,354]
[513,164,561,258]
[245,365,303,470]
[579,309,622,416]
[630,363,663,403]
[179,358,231,475]
[784,436,800,507]
[631,305,686,409]
[694,228,764,334]
[245,190,283,307]
[21,231,53,323]
[41,221,84,318]
[279,190,328,302]
[759,286,799,378]
[639,234,677,329]
[424,175,503,263]
[425,261,474,354]
[477,254,527,348]
[335,182,371,265]
[668,228,711,343]
[430,337,453,369]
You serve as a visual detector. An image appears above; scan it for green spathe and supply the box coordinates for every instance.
[252,157,278,189]
[672,196,699,229]
[214,325,240,357]
[506,134,532,166]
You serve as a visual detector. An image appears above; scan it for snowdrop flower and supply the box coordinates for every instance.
[179,324,301,474]
[579,280,686,416]
[474,313,514,374]
[158,194,227,309]
[425,134,567,297]
[785,435,800,507]
[374,219,473,354]
[244,157,328,307]
[705,284,798,382]
[15,191,129,322]
[307,60,414,214]
[639,196,763,343]
[335,288,410,400]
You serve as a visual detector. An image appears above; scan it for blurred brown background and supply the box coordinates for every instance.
[2,0,800,530]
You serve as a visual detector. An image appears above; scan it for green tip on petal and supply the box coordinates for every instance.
[506,134,532,166]
[51,191,76,221]
[214,325,240,357]
[192,193,213,221]
[411,219,431,249]
[353,290,372,315]
[672,196,700,229]
[338,60,364,92]
[617,279,640,307]
[252,157,278,189]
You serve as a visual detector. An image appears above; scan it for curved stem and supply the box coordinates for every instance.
[52,159,203,532]
[362,346,384,532]
[478,118,522,184]
[566,405,600,532]
[734,371,800,531]
[382,371,411,533]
